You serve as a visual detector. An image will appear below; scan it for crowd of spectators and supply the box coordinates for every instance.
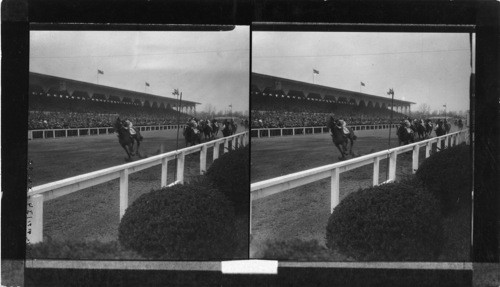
[28,92,191,130]
[251,93,406,129]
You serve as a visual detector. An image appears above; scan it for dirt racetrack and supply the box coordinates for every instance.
[250,126,460,258]
[28,129,243,244]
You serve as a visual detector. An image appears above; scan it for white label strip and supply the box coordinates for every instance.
[221,260,278,274]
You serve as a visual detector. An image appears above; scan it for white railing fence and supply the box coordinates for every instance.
[251,124,398,138]
[27,131,249,244]
[28,124,180,140]
[250,129,469,234]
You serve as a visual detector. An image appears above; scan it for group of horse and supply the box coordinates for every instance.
[396,119,457,146]
[183,119,237,146]
[327,117,463,161]
[113,117,239,161]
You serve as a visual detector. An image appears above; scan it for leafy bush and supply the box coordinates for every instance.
[206,145,249,214]
[326,182,443,261]
[28,238,143,260]
[416,143,471,213]
[118,183,237,260]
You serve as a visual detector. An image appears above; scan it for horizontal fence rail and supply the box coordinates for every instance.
[251,124,399,138]
[26,131,249,244]
[250,129,469,234]
[28,124,181,140]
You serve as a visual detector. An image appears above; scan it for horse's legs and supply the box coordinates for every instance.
[349,138,354,155]
[122,145,132,161]
[335,143,346,160]
[135,139,141,157]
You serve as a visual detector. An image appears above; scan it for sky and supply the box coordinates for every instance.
[30,27,249,113]
[253,32,473,114]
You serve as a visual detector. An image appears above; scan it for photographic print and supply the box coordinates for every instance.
[26,26,250,261]
[250,31,472,261]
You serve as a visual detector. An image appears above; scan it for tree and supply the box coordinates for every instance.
[418,103,431,116]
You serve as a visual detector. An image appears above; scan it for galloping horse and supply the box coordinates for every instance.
[435,121,446,137]
[114,118,142,161]
[211,120,219,138]
[199,120,213,141]
[222,121,237,137]
[425,120,434,138]
[397,124,415,146]
[414,122,426,140]
[183,124,202,147]
[327,117,357,160]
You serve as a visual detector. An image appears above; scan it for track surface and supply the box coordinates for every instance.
[28,129,246,248]
[250,126,463,259]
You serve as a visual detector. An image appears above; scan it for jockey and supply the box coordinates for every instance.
[337,118,350,135]
[403,119,413,134]
[125,119,136,135]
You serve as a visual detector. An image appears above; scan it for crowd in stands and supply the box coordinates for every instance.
[251,93,406,129]
[28,92,191,130]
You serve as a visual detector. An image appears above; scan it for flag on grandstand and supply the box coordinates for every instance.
[387,88,394,96]
[313,69,319,75]
[172,88,179,95]
[97,69,104,75]
[145,82,150,87]
[361,82,365,86]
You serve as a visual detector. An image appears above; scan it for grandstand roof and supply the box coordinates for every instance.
[252,72,416,105]
[29,72,201,105]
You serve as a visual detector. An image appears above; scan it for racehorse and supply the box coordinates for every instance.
[444,121,451,134]
[199,120,213,141]
[327,117,357,160]
[211,120,219,138]
[113,118,142,161]
[396,124,415,146]
[183,124,202,147]
[222,121,237,137]
[435,122,446,137]
[425,120,434,138]
[414,122,426,140]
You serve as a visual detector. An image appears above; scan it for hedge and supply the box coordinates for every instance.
[416,143,471,214]
[326,182,443,261]
[118,183,237,260]
[206,145,249,214]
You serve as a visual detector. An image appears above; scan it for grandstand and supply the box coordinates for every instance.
[251,73,415,129]
[29,72,200,130]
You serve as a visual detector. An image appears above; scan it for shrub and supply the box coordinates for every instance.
[416,143,471,213]
[206,145,249,214]
[28,238,143,260]
[325,182,443,261]
[118,183,237,260]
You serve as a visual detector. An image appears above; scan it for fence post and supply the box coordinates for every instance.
[373,157,380,186]
[268,130,271,138]
[65,130,68,137]
[214,141,220,160]
[293,128,295,136]
[27,194,44,244]
[258,130,261,138]
[330,168,340,213]
[444,136,449,149]
[161,157,168,187]
[200,145,207,174]
[280,129,283,137]
[28,131,33,140]
[232,137,237,150]
[224,139,229,153]
[426,141,432,158]
[303,127,305,135]
[177,152,185,184]
[389,151,397,181]
[249,193,253,235]
[120,169,129,219]
[412,145,420,174]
